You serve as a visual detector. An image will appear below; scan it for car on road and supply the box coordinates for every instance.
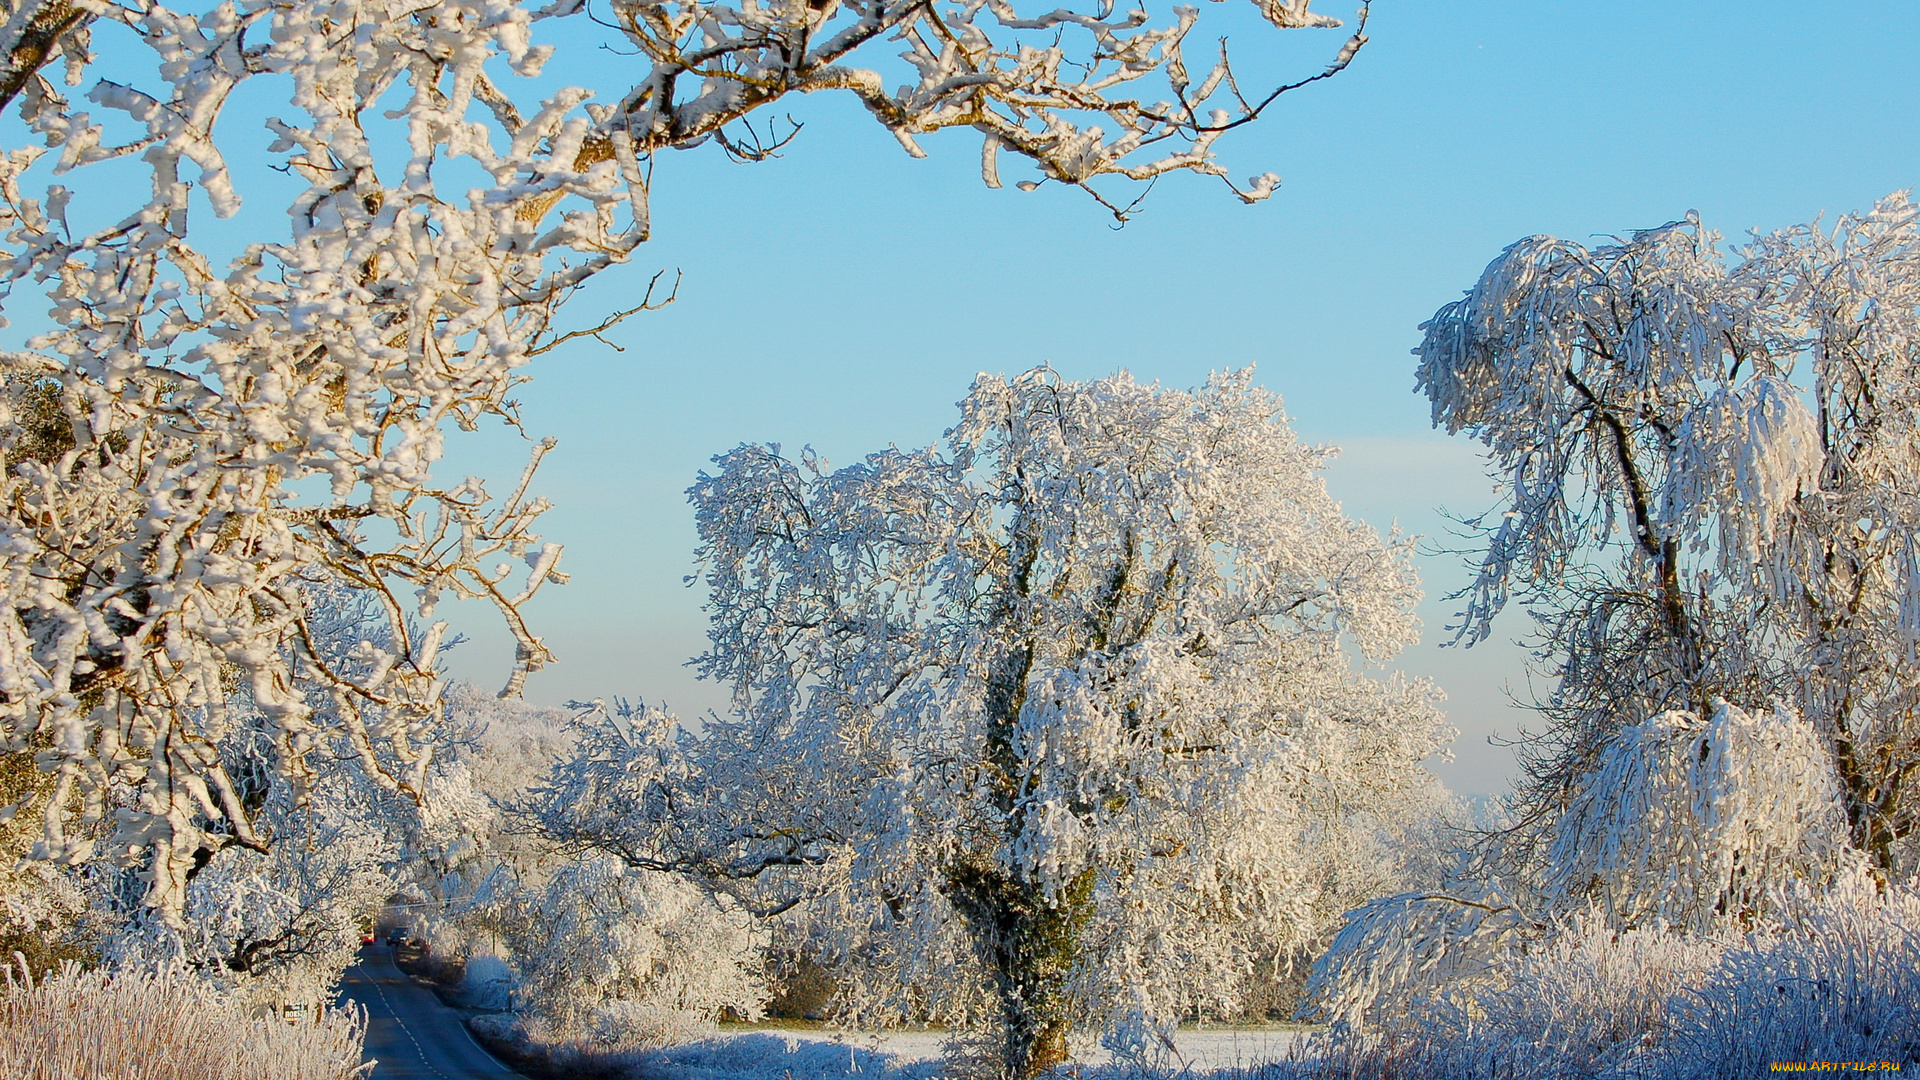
[386,927,412,949]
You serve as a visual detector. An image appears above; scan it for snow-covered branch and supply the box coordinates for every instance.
[0,0,1369,921]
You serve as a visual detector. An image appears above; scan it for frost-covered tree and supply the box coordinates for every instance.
[534,368,1448,1079]
[1296,195,1920,1053]
[470,852,766,1043]
[1415,195,1920,874]
[101,742,402,1009]
[0,0,1375,918]
[399,684,574,905]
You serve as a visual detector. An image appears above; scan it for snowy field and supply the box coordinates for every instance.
[632,1026,1305,1080]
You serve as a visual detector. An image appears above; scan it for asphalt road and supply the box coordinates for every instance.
[337,946,527,1080]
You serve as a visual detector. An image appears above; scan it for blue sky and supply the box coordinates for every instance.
[59,0,1915,796]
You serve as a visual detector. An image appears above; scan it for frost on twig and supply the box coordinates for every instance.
[594,0,1370,216]
[0,0,96,113]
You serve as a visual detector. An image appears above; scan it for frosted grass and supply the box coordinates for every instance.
[0,961,371,1080]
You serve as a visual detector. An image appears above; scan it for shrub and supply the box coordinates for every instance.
[584,999,706,1049]
[1292,874,1920,1079]
[459,952,518,1011]
[1303,919,1726,1080]
[468,1005,706,1078]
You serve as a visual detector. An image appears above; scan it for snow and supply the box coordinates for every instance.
[635,1026,1307,1080]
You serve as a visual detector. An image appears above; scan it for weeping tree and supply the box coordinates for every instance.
[1414,195,1920,875]
[1294,199,1920,1040]
[533,368,1449,1080]
[0,0,1375,917]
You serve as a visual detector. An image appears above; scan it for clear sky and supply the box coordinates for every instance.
[405,1,1920,796]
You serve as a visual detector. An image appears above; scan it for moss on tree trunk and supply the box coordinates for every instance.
[947,862,1096,1080]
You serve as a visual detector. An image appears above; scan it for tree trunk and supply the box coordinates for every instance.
[957,515,1090,1080]
[946,863,1094,1080]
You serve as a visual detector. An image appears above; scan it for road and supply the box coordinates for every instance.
[336,946,527,1080]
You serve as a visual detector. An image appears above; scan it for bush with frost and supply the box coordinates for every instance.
[474,850,766,1043]
[1298,699,1915,1078]
[1296,874,1920,1079]
[458,952,518,1011]
[1304,700,1853,1028]
[1305,918,1727,1080]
